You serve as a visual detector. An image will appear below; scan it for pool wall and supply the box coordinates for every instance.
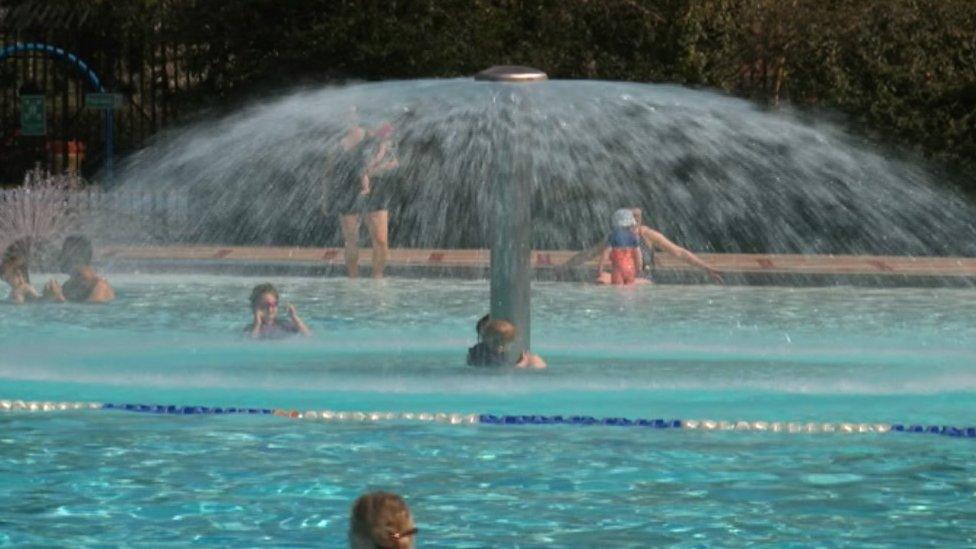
[97,245,976,287]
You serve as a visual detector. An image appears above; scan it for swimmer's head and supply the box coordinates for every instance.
[58,234,93,273]
[349,491,416,549]
[475,314,490,339]
[249,283,280,318]
[1,238,31,284]
[483,319,517,350]
[1,255,28,285]
[612,208,637,229]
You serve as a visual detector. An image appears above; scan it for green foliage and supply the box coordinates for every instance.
[3,0,974,181]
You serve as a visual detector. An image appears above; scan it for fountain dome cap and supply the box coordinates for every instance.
[474,65,548,82]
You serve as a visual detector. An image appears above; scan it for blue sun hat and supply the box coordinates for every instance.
[612,208,637,228]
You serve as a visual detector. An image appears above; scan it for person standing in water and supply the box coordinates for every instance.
[563,207,723,284]
[330,107,399,279]
[597,209,643,285]
[627,207,722,283]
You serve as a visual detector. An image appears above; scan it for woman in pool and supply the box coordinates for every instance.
[563,206,723,284]
[349,491,417,549]
[1,239,41,304]
[596,208,643,285]
[247,283,311,339]
[467,318,546,369]
[628,207,722,283]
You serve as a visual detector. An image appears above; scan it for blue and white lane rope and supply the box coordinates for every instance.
[1,399,974,438]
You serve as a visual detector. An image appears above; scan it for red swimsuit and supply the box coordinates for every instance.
[609,249,637,284]
[608,227,640,285]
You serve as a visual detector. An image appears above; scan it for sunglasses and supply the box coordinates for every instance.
[259,300,279,310]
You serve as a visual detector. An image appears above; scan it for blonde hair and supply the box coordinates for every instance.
[349,492,415,548]
[483,319,517,347]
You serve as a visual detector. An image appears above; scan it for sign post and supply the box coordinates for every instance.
[20,95,46,136]
[85,92,124,183]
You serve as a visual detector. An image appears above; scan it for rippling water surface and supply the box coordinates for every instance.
[2,275,975,545]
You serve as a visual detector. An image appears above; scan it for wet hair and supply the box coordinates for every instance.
[483,319,517,347]
[1,238,32,283]
[249,283,279,310]
[59,234,93,269]
[0,255,27,283]
[349,491,415,549]
[475,314,490,336]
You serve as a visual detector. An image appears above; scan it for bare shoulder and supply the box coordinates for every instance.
[526,352,547,369]
[89,278,116,302]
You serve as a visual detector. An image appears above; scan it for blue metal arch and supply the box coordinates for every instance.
[1,42,118,181]
[0,42,106,92]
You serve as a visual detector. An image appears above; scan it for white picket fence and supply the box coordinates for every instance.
[67,189,190,226]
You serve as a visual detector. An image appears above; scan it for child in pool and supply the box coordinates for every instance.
[1,240,41,304]
[467,318,546,369]
[1,252,40,304]
[597,208,643,285]
[246,283,311,339]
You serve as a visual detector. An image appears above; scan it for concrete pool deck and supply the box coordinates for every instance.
[97,245,976,287]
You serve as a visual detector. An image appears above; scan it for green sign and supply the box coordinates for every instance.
[20,95,46,136]
[85,93,124,109]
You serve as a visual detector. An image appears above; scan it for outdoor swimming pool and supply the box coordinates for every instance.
[2,274,975,545]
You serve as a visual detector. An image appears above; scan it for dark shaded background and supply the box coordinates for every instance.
[1,0,974,190]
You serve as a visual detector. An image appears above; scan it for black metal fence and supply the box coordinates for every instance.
[0,1,199,185]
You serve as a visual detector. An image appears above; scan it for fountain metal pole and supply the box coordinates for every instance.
[475,66,547,362]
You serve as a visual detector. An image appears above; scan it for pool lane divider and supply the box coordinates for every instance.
[1,399,974,439]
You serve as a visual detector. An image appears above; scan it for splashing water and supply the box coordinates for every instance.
[116,79,976,255]
[0,168,82,259]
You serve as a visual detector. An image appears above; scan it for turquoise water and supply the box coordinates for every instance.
[2,275,976,545]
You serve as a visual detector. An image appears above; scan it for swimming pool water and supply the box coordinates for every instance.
[2,275,975,545]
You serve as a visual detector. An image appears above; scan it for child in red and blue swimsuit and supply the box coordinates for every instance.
[598,209,642,285]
